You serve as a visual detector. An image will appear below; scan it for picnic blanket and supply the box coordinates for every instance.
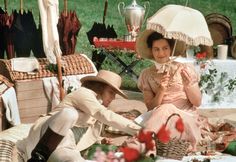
[0,102,236,161]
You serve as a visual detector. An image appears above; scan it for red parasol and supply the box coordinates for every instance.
[0,0,14,59]
[57,0,81,55]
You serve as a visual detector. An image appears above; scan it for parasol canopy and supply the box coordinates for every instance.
[146,4,213,46]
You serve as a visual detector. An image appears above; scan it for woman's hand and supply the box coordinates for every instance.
[181,67,192,86]
[101,137,114,145]
[158,72,170,91]
[122,136,146,153]
[181,66,202,107]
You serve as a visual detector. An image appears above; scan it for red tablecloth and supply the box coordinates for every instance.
[93,37,136,51]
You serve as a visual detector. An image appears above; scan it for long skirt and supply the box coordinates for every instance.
[141,103,201,150]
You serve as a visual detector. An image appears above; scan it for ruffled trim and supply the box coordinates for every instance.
[147,23,213,46]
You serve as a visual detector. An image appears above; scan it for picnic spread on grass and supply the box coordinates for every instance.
[0,0,236,162]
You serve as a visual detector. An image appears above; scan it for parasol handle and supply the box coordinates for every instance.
[20,0,23,14]
[103,0,108,24]
[56,55,65,101]
[185,0,189,6]
[64,0,68,16]
[171,40,177,57]
[142,1,150,28]
[4,0,7,12]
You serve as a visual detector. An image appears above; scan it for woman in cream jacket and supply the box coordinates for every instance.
[18,70,141,162]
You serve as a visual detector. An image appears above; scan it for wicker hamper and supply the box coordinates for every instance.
[154,113,190,160]
[0,54,95,82]
[0,54,96,127]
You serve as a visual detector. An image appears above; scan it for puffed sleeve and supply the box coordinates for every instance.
[138,68,152,92]
[184,63,200,84]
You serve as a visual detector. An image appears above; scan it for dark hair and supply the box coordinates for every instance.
[82,81,107,95]
[147,32,174,50]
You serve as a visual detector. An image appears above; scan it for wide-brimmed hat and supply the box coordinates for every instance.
[81,70,128,99]
[136,29,187,60]
[136,29,156,60]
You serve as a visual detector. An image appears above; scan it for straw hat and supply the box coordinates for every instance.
[136,29,187,59]
[136,29,156,60]
[81,70,127,99]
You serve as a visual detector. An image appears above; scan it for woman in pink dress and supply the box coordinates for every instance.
[136,30,202,150]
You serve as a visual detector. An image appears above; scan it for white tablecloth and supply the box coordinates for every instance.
[176,57,236,109]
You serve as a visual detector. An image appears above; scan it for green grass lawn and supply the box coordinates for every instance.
[1,0,236,90]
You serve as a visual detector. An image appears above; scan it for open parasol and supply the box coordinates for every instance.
[146,4,213,47]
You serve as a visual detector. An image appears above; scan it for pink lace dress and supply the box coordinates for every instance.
[138,61,202,149]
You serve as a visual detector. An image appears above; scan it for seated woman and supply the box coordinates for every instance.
[135,30,202,150]
[17,70,141,162]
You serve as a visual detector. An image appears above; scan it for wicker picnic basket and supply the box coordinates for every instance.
[154,113,190,160]
[0,54,95,82]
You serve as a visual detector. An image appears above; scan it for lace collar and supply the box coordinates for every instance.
[153,57,177,73]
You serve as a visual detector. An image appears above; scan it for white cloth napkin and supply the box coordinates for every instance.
[2,87,21,126]
[11,57,39,72]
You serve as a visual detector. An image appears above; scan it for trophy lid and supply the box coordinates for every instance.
[125,0,145,11]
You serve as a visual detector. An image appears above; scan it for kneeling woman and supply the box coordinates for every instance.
[18,70,141,162]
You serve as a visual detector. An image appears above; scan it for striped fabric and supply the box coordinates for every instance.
[71,126,88,144]
[0,140,15,162]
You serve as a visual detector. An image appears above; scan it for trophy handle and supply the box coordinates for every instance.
[143,1,150,25]
[118,2,125,17]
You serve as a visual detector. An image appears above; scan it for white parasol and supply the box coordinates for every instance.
[146,4,213,47]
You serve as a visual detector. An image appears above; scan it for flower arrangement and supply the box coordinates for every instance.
[119,113,186,162]
[195,51,208,69]
[85,114,186,162]
[199,67,236,103]
[193,50,236,103]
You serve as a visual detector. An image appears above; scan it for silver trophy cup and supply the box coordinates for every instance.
[118,0,150,39]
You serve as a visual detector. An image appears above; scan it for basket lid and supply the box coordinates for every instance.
[205,13,232,45]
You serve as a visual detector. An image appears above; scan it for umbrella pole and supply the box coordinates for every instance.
[185,0,189,6]
[64,0,67,16]
[20,0,23,14]
[171,40,177,57]
[4,0,7,12]
[56,55,65,101]
[103,0,108,24]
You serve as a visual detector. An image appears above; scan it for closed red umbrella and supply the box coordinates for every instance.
[0,0,15,59]
[0,7,6,58]
[58,0,81,55]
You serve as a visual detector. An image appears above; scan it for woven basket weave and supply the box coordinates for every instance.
[0,54,95,82]
[154,113,190,160]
